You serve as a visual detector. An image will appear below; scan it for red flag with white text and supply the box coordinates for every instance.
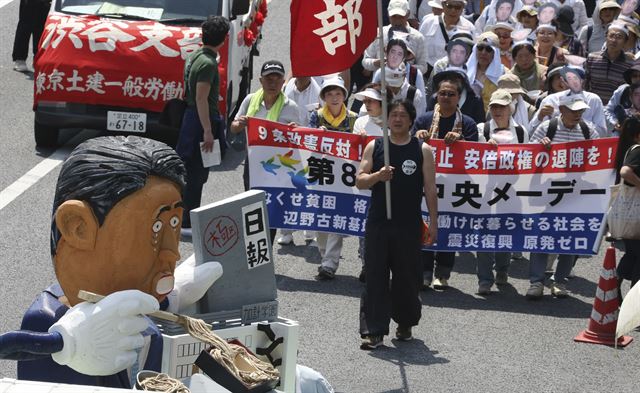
[290,0,377,77]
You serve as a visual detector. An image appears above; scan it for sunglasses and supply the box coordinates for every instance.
[444,3,464,10]
[496,33,511,39]
[476,45,493,53]
[437,91,457,97]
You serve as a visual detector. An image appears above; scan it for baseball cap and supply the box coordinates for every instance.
[261,60,285,77]
[388,0,409,17]
[428,0,443,10]
[517,5,538,17]
[497,74,525,95]
[608,21,630,37]
[600,0,622,11]
[559,95,589,111]
[489,89,513,106]
[354,88,383,102]
[491,22,515,33]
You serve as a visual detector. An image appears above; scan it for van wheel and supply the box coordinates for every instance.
[34,121,60,148]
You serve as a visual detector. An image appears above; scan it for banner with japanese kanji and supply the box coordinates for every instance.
[33,12,229,114]
[247,118,618,255]
[248,118,373,237]
[429,138,617,255]
[290,0,377,76]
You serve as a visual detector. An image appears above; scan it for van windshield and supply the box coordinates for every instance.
[55,0,222,22]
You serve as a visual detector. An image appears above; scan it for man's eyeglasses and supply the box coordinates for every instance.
[437,91,457,97]
[444,2,464,10]
[496,33,511,39]
[607,33,626,40]
[476,45,493,53]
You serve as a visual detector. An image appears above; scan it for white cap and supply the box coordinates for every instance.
[354,88,383,102]
[388,0,409,17]
[428,0,443,10]
[559,94,589,111]
[320,77,347,98]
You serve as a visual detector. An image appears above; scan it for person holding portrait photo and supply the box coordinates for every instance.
[474,0,520,32]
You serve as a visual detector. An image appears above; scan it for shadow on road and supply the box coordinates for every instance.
[364,338,450,393]
[275,274,362,298]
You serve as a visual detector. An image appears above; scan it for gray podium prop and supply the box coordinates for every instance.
[190,190,278,324]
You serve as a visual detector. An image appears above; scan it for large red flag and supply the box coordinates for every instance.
[290,0,377,77]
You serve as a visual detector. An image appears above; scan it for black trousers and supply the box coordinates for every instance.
[360,221,422,337]
[181,147,209,228]
[422,250,455,279]
[12,0,50,61]
[618,239,640,287]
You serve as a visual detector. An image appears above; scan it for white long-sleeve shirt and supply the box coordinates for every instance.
[529,90,608,137]
[419,14,475,67]
[362,24,429,74]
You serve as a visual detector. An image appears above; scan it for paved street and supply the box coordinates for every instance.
[0,1,639,392]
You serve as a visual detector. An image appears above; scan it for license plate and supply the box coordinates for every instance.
[107,111,147,133]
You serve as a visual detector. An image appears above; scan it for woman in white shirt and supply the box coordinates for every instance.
[476,89,528,295]
[353,84,387,137]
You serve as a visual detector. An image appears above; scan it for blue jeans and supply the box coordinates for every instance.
[476,252,511,285]
[529,253,575,284]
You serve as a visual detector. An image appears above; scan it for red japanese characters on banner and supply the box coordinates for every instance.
[33,13,229,115]
[290,0,377,77]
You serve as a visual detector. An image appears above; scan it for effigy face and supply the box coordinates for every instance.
[54,176,183,306]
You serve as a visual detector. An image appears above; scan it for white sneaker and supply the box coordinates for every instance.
[13,60,28,72]
[276,234,293,245]
[550,282,568,298]
[526,282,544,299]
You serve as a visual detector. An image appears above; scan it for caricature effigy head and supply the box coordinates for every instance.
[51,136,186,306]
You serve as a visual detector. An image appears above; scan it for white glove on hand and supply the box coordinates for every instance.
[49,290,159,376]
[166,254,223,313]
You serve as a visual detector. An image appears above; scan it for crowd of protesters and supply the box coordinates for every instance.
[254,0,640,348]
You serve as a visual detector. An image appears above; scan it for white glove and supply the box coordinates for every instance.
[49,290,159,376]
[166,254,223,313]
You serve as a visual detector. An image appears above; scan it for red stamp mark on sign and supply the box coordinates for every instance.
[204,216,239,256]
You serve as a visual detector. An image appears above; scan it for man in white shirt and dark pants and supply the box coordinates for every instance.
[526,95,599,299]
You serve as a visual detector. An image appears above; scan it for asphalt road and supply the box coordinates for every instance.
[1,1,639,392]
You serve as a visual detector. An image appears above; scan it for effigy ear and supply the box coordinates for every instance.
[55,200,98,251]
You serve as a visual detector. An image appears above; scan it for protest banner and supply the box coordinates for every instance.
[247,118,373,238]
[429,138,617,255]
[247,118,618,255]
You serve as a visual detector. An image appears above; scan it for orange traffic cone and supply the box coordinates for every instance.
[574,246,633,347]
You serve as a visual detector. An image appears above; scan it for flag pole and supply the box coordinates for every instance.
[376,0,392,220]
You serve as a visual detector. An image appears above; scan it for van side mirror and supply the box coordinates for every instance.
[232,0,251,17]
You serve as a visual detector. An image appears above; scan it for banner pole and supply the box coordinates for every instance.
[376,0,392,220]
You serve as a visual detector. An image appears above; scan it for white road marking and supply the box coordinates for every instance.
[0,149,68,211]
[0,0,15,10]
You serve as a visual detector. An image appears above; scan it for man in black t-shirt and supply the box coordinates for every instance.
[356,100,438,350]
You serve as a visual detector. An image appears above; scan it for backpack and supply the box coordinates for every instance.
[483,123,525,143]
[406,85,417,103]
[546,118,591,140]
[408,64,419,87]
[586,25,593,54]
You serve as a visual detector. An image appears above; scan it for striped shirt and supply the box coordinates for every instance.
[584,50,634,104]
[530,118,600,143]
